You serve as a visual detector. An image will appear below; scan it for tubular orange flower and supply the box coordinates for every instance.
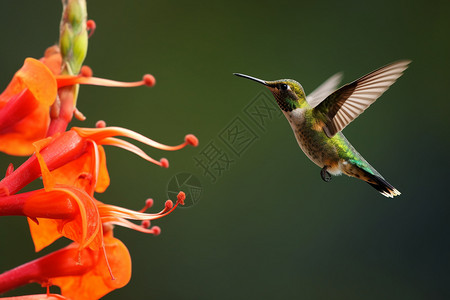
[0,231,131,300]
[22,184,184,252]
[0,189,186,298]
[0,126,197,196]
[1,2,199,299]
[0,130,187,252]
[0,185,101,252]
[0,51,156,156]
[0,58,57,155]
[0,125,191,252]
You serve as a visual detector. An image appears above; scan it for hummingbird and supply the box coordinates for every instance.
[234,60,411,197]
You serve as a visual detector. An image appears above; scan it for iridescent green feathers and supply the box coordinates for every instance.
[313,60,411,137]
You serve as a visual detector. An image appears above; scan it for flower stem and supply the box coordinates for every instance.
[48,0,88,136]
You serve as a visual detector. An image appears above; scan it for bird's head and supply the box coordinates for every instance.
[234,73,307,111]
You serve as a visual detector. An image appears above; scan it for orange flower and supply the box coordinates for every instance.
[20,184,184,252]
[0,49,156,156]
[0,230,131,300]
[0,125,198,196]
[0,185,100,252]
[0,187,186,299]
[0,58,57,155]
[0,124,193,252]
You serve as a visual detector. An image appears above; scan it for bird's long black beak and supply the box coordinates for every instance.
[233,73,268,86]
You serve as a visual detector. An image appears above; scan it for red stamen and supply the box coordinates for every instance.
[139,198,154,212]
[97,193,186,237]
[80,66,93,77]
[185,134,199,147]
[160,158,169,168]
[143,74,156,87]
[177,191,186,205]
[86,20,96,38]
[163,200,174,212]
[103,217,162,235]
[73,127,198,153]
[151,226,161,236]
[96,120,106,128]
[141,220,150,228]
[56,75,156,89]
[99,137,169,168]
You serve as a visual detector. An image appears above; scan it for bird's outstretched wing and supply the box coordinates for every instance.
[313,60,411,138]
[307,72,343,108]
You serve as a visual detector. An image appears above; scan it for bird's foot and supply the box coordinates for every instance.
[321,166,332,182]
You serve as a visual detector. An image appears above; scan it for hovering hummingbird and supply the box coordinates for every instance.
[234,60,411,197]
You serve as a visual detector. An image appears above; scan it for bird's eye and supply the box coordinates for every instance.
[280,83,288,91]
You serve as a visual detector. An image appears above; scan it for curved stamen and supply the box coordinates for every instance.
[56,74,155,88]
[97,192,185,233]
[99,137,168,168]
[102,217,161,235]
[72,126,197,151]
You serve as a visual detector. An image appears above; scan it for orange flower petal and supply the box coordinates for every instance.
[28,218,63,252]
[0,58,58,155]
[52,235,131,300]
[0,58,57,107]
[56,186,102,250]
[26,186,102,252]
[0,114,49,156]
[95,145,110,193]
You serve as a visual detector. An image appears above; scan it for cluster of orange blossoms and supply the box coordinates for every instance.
[0,9,198,300]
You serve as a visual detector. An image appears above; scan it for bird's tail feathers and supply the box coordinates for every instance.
[364,172,401,198]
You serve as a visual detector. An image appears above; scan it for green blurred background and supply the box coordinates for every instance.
[1,0,450,299]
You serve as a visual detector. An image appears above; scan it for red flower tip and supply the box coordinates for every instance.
[145,198,154,209]
[86,19,96,38]
[141,220,150,228]
[185,134,199,147]
[160,158,169,168]
[143,74,156,87]
[95,120,106,128]
[80,66,93,77]
[139,198,154,212]
[5,163,14,177]
[151,226,161,236]
[177,191,186,205]
[164,200,174,211]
